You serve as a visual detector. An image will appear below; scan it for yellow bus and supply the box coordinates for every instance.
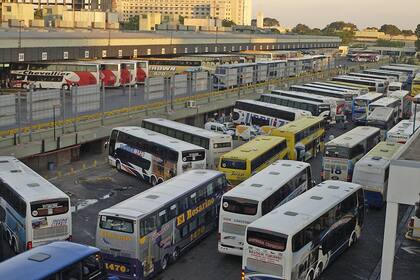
[412,74,420,97]
[218,136,288,185]
[270,116,326,161]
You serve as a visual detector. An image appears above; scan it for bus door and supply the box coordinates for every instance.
[109,131,118,156]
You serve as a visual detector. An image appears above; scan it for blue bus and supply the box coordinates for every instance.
[352,92,383,123]
[0,241,119,280]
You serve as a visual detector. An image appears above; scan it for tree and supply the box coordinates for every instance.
[222,19,236,27]
[291,24,312,34]
[123,15,139,30]
[263,17,280,27]
[379,24,402,36]
[376,39,404,48]
[401,29,414,36]
[416,24,420,51]
[323,21,357,32]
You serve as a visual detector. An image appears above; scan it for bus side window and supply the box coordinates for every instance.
[140,214,157,237]
[158,209,169,226]
[178,197,189,213]
[206,182,214,196]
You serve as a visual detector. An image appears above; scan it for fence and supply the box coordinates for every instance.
[0,59,390,146]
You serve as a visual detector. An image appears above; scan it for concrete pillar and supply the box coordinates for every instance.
[380,201,399,280]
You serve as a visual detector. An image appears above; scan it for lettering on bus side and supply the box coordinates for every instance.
[99,230,133,241]
[190,226,206,241]
[176,198,215,227]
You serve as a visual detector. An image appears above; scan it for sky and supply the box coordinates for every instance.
[252,0,420,30]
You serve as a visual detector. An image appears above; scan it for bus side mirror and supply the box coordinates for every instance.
[104,141,109,150]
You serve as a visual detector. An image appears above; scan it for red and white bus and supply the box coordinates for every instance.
[95,60,136,87]
[9,62,100,90]
[133,60,148,84]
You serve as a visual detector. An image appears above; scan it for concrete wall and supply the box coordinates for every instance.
[1,3,34,27]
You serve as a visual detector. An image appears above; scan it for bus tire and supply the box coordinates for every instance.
[157,178,164,185]
[349,231,357,247]
[11,237,18,254]
[151,176,157,186]
[315,263,323,279]
[172,247,180,262]
[116,160,122,171]
[62,84,70,91]
[305,270,314,280]
[161,255,169,271]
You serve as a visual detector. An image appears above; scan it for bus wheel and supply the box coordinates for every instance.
[349,232,357,247]
[151,176,157,186]
[172,247,180,262]
[305,270,314,280]
[116,161,122,171]
[62,84,70,91]
[315,263,323,279]
[161,255,169,271]
[157,178,164,185]
[11,237,18,254]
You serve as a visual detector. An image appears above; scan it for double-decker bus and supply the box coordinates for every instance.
[0,241,118,280]
[270,89,345,123]
[260,94,331,120]
[270,116,326,161]
[141,118,232,169]
[367,107,395,140]
[95,60,136,87]
[218,160,313,256]
[322,126,381,181]
[242,180,365,280]
[96,170,228,280]
[388,90,411,119]
[368,97,401,123]
[352,92,383,123]
[108,127,206,185]
[386,120,420,144]
[218,136,288,185]
[0,157,72,253]
[331,75,386,92]
[233,99,312,129]
[352,141,404,208]
[9,62,100,90]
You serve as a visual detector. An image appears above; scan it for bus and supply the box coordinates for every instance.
[96,170,228,280]
[352,92,383,123]
[95,60,136,87]
[352,142,404,208]
[367,107,395,140]
[388,82,403,92]
[0,241,118,280]
[323,81,370,94]
[242,180,364,280]
[0,157,72,253]
[9,62,100,90]
[388,90,411,119]
[270,89,345,123]
[132,60,149,83]
[364,69,409,85]
[331,75,386,92]
[368,97,401,123]
[322,126,381,182]
[348,72,396,84]
[218,136,289,185]
[108,127,206,185]
[380,65,418,82]
[218,160,313,256]
[310,81,368,95]
[386,120,420,144]
[412,74,420,97]
[233,99,312,129]
[289,84,358,113]
[141,118,232,169]
[303,82,362,96]
[270,117,326,161]
[260,94,331,119]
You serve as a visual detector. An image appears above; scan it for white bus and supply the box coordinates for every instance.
[108,127,206,185]
[0,157,72,253]
[386,120,420,144]
[218,160,313,256]
[348,72,395,84]
[388,82,402,92]
[303,82,361,96]
[364,69,409,85]
[368,97,401,123]
[311,81,369,94]
[352,92,383,123]
[332,75,386,92]
[352,141,404,208]
[233,100,312,129]
[322,126,380,181]
[388,90,412,119]
[242,180,364,280]
[367,107,395,140]
[96,169,229,280]
[141,118,233,169]
[271,89,345,123]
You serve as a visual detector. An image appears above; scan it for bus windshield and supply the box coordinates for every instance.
[354,99,368,107]
[247,230,287,251]
[99,216,134,233]
[182,150,205,162]
[221,159,247,170]
[31,199,69,217]
[222,197,258,215]
[325,146,349,158]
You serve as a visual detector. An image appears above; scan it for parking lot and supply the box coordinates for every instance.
[1,123,419,280]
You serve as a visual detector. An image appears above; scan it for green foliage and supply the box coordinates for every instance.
[323,21,358,32]
[123,16,139,30]
[375,39,405,48]
[401,29,414,36]
[291,24,312,34]
[416,24,420,38]
[222,19,236,27]
[416,39,420,52]
[379,24,402,36]
[264,17,279,27]
[269,28,280,34]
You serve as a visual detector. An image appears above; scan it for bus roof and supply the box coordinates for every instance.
[271,89,344,102]
[367,107,394,122]
[0,241,99,280]
[271,116,324,134]
[100,169,222,219]
[113,127,204,152]
[360,141,404,161]
[223,160,310,201]
[334,75,382,85]
[142,118,231,140]
[304,83,358,93]
[364,69,407,77]
[326,80,370,89]
[349,72,392,81]
[355,92,383,101]
[0,157,69,202]
[261,93,324,106]
[221,136,286,161]
[237,99,311,114]
[247,181,361,235]
[388,120,419,136]
[326,126,380,148]
[369,97,399,107]
[380,65,417,74]
[389,90,410,99]
[290,85,356,96]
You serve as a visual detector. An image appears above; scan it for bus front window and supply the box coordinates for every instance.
[99,216,134,233]
[325,146,350,159]
[220,159,247,170]
[182,150,205,162]
[247,230,287,252]
[222,197,258,216]
[354,99,367,107]
[31,199,69,217]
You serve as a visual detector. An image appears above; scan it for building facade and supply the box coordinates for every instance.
[114,0,251,26]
